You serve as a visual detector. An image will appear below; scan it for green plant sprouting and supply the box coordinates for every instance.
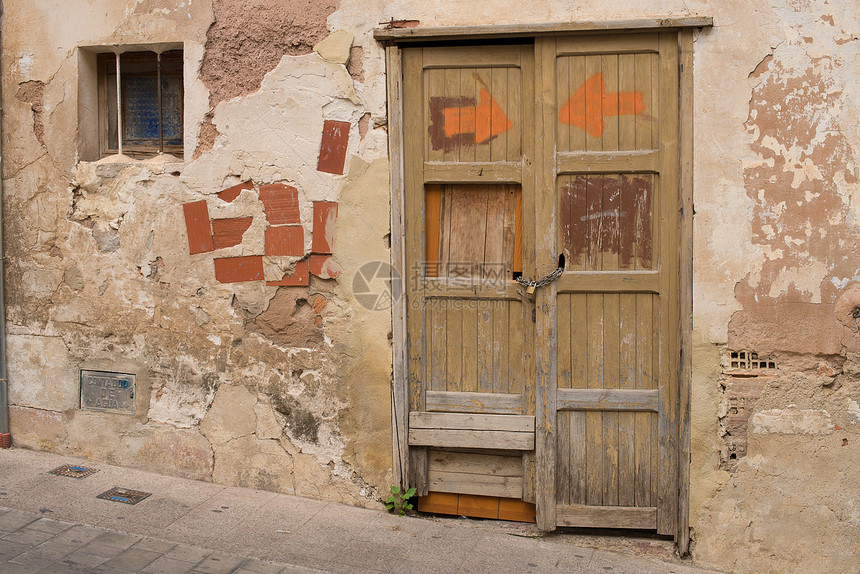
[384,485,416,516]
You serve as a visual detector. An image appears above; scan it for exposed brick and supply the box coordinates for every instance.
[317,120,350,175]
[214,256,264,283]
[265,225,304,256]
[311,201,337,254]
[182,201,215,255]
[266,259,309,287]
[218,180,254,203]
[212,217,253,249]
[308,254,342,279]
[259,183,300,225]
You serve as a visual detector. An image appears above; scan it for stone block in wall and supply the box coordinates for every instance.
[182,200,215,254]
[214,256,264,283]
[212,217,253,249]
[317,120,350,175]
[267,260,309,287]
[265,225,304,256]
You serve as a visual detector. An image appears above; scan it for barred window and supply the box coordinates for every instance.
[97,50,183,158]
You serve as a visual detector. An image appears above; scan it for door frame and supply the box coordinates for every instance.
[381,22,700,554]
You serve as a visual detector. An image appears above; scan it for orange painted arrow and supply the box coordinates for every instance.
[559,73,645,138]
[443,88,512,144]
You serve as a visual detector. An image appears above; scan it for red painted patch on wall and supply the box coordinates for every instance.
[317,120,350,175]
[212,217,253,249]
[259,183,300,224]
[214,256,264,283]
[265,225,304,256]
[311,201,338,254]
[218,180,254,203]
[308,254,342,279]
[182,200,215,254]
[267,259,309,287]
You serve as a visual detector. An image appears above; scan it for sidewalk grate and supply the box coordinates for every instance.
[96,487,152,505]
[49,464,98,479]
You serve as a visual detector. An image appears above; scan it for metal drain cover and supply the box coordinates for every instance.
[97,487,151,505]
[49,464,98,479]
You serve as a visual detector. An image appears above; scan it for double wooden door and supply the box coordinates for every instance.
[400,33,681,535]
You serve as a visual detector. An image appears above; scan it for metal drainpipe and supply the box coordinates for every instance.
[0,1,10,448]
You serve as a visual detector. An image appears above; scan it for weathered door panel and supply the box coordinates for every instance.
[536,33,680,534]
[403,45,536,499]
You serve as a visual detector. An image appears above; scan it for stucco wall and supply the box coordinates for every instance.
[1,1,858,572]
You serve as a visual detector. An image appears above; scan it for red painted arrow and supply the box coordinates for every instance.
[443,88,512,144]
[559,73,645,138]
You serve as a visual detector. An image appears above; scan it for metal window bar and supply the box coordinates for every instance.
[157,52,163,154]
[114,49,122,155]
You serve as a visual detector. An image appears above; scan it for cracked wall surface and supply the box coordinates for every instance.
[1,0,859,572]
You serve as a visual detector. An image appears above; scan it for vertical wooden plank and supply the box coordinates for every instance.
[429,298,447,392]
[559,175,573,265]
[584,55,603,152]
[475,301,492,394]
[634,174,654,270]
[460,67,478,164]
[513,185,524,274]
[619,174,636,270]
[602,293,620,506]
[426,68,442,163]
[386,45,409,489]
[602,175,620,271]
[444,67,460,163]
[618,54,637,152]
[508,300,524,396]
[501,186,519,277]
[678,28,695,556]
[586,293,604,506]
[425,185,442,277]
[439,185,453,276]
[569,55,586,152]
[449,186,488,280]
[402,47,427,494]
[557,295,571,505]
[585,175,603,271]
[462,300,479,394]
[634,293,653,506]
[656,31,680,537]
[475,68,493,164]
[601,54,619,152]
[492,300,510,395]
[507,66,522,161]
[484,186,506,281]
[570,294,588,504]
[534,36,558,530]
[556,57,570,153]
[634,52,651,151]
[490,68,508,163]
[520,44,537,505]
[618,293,637,507]
[447,302,463,392]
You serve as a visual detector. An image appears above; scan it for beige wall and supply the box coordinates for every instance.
[2,1,858,572]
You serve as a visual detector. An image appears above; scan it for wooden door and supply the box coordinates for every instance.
[402,45,537,503]
[399,33,681,535]
[533,33,680,534]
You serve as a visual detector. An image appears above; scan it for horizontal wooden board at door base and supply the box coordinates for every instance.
[409,428,534,450]
[556,505,657,530]
[418,492,537,523]
[556,388,658,411]
[427,469,523,498]
[410,411,534,432]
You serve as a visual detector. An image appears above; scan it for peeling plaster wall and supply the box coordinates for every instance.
[2,0,859,571]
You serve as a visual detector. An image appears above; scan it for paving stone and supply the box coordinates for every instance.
[192,552,247,574]
[3,526,57,545]
[141,555,197,574]
[93,530,143,549]
[164,544,212,564]
[102,547,162,571]
[1,561,41,574]
[0,538,29,561]
[0,510,38,532]
[132,537,178,554]
[63,549,112,569]
[51,524,106,546]
[75,541,128,559]
[26,517,73,535]
[239,557,288,574]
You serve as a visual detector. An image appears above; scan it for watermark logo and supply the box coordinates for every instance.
[353,261,401,311]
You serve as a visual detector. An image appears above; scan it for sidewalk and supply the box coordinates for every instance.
[0,448,722,574]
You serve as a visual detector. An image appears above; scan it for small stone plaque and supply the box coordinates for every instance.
[81,370,135,414]
[97,487,151,505]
